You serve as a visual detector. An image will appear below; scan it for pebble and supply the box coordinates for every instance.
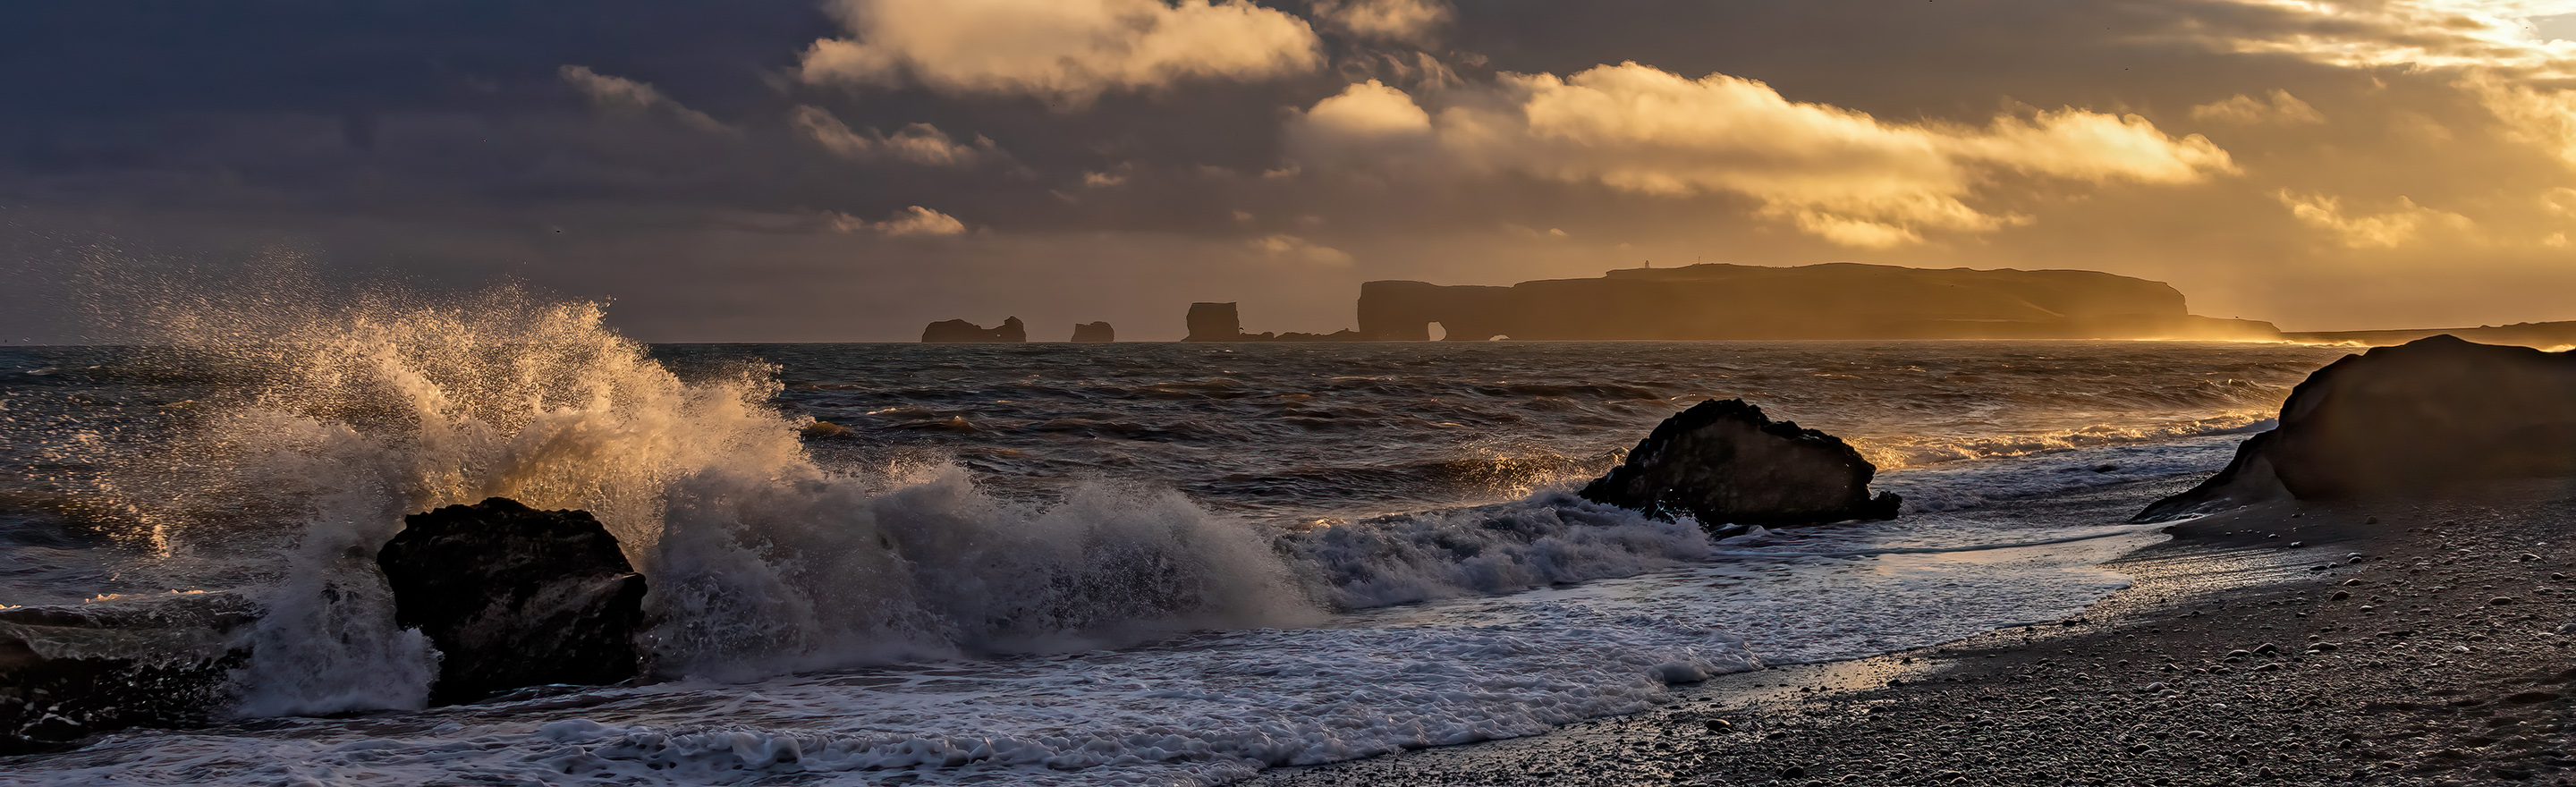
[2331,590,2351,600]
[2490,597,2519,605]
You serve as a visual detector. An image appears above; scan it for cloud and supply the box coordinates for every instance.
[829,206,970,236]
[2275,190,2473,248]
[2190,0,2576,74]
[1248,233,1354,265]
[791,106,991,165]
[799,0,1324,104]
[1309,0,1453,43]
[2190,89,2327,125]
[558,65,726,132]
[2463,73,2576,165]
[1292,64,2237,248]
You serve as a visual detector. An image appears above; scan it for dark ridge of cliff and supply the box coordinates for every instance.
[1358,263,2280,341]
[2283,319,2576,349]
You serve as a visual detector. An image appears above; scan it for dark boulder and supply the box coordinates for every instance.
[2138,335,2576,520]
[1580,399,1901,527]
[0,592,258,753]
[922,317,1029,343]
[1072,321,1115,343]
[377,497,647,705]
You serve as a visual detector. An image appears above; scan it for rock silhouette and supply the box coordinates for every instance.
[2137,334,2576,520]
[1359,263,2278,341]
[922,317,1028,343]
[377,497,647,705]
[1072,321,1114,343]
[1184,303,1244,342]
[1580,399,1901,527]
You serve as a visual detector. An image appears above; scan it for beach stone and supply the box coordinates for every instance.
[377,497,647,706]
[0,591,258,753]
[1580,399,1900,527]
[2138,335,2576,520]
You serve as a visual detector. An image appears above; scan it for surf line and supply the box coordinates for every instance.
[1707,525,2163,559]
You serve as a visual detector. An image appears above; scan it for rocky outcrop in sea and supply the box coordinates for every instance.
[921,317,1028,343]
[377,498,648,705]
[1580,399,1901,528]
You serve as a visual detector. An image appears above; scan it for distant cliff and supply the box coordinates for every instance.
[1358,263,2279,341]
[922,317,1027,343]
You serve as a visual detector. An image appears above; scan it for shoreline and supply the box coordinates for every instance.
[1247,482,2576,787]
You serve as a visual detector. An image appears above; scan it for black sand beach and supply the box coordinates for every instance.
[1250,481,2576,787]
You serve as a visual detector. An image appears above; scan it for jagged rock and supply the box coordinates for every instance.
[1580,399,1901,527]
[1185,302,1243,342]
[2137,335,2576,521]
[921,317,1028,343]
[1072,321,1115,343]
[0,592,258,753]
[377,498,647,705]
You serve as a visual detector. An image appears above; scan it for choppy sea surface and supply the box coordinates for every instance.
[0,303,2358,786]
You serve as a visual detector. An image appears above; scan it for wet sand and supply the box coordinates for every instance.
[1247,481,2576,787]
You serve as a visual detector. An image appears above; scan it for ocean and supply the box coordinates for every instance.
[0,297,2360,785]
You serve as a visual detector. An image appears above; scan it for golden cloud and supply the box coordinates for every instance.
[829,206,970,237]
[800,0,1323,104]
[2190,89,2328,125]
[791,106,992,166]
[1292,63,2236,248]
[1309,0,1453,44]
[2274,190,2474,248]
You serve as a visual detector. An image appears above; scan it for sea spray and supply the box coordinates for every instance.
[91,286,1318,711]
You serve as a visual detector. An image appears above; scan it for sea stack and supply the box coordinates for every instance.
[1072,321,1114,343]
[376,498,648,705]
[2136,335,2576,520]
[1185,303,1242,342]
[922,317,1029,343]
[1580,399,1901,528]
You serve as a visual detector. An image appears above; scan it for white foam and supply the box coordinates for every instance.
[1286,493,1716,609]
[12,517,2151,787]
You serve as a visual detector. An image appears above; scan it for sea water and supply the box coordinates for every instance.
[0,294,2358,785]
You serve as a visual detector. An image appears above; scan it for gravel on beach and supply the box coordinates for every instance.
[1248,483,2576,787]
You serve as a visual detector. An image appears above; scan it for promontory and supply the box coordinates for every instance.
[1356,263,2279,341]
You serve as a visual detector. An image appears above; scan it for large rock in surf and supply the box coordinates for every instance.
[1580,399,1901,527]
[377,497,647,705]
[0,592,258,753]
[2136,335,2576,521]
[921,317,1028,343]
[1072,321,1115,343]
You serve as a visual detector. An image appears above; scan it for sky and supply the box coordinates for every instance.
[5,0,2576,342]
